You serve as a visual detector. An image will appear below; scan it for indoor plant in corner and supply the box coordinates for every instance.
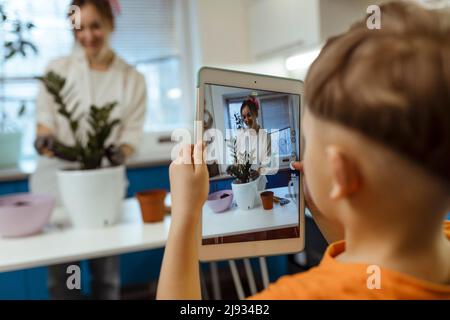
[226,113,266,210]
[39,71,125,228]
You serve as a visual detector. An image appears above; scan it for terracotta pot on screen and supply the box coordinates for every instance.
[260,191,274,210]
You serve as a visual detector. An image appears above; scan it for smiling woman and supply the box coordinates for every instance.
[30,0,149,300]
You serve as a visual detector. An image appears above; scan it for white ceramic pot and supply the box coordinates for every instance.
[231,175,267,210]
[57,165,125,228]
[0,131,22,168]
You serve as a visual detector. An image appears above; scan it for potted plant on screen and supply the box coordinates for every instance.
[226,113,266,210]
[0,3,38,167]
[38,71,125,228]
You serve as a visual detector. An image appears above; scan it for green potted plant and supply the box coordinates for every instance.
[227,113,266,210]
[38,71,125,228]
[0,2,37,167]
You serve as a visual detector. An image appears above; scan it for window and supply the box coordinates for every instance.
[226,94,295,165]
[1,0,73,160]
[0,0,184,162]
[259,96,293,158]
[112,0,185,131]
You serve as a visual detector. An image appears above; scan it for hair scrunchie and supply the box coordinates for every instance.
[107,0,121,15]
[247,96,260,111]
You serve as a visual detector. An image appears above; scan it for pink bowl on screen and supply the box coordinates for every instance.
[0,193,54,238]
[207,190,233,213]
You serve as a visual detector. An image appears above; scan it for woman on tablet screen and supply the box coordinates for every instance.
[240,96,271,168]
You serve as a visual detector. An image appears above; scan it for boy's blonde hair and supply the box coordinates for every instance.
[305,1,450,187]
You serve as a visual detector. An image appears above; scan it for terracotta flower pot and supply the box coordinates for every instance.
[260,191,274,210]
[136,190,167,223]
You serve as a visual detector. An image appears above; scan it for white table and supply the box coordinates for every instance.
[202,187,298,239]
[0,192,296,299]
[0,199,171,273]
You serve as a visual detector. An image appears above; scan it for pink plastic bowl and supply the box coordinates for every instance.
[0,194,55,238]
[207,190,233,213]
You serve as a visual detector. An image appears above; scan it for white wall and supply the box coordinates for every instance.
[248,0,321,59]
[189,0,392,82]
[190,0,291,77]
[194,0,252,67]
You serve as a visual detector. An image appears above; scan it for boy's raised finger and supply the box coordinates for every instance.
[193,141,205,164]
[175,144,193,165]
[292,161,304,172]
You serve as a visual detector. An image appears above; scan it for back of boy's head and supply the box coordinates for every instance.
[305,1,450,192]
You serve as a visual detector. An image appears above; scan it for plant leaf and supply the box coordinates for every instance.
[17,102,26,117]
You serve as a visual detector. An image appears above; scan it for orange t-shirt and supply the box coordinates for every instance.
[250,221,450,300]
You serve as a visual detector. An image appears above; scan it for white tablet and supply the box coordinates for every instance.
[196,67,305,261]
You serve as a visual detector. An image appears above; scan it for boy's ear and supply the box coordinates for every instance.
[326,146,362,200]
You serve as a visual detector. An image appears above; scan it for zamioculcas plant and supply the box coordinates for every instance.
[38,71,120,170]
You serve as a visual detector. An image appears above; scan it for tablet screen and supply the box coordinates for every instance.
[202,83,301,245]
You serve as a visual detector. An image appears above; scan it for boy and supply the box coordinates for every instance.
[157,1,450,299]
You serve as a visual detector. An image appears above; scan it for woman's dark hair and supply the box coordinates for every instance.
[70,0,115,29]
[240,96,259,117]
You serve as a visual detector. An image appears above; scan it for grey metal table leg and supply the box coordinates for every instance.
[229,260,245,300]
[259,257,270,289]
[210,262,221,300]
[243,258,257,295]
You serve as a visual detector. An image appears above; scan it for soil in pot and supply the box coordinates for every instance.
[136,190,167,223]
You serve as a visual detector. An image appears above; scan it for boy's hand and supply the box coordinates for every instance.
[158,142,207,300]
[169,143,209,227]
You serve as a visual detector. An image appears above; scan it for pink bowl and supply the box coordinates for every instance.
[0,194,55,238]
[207,190,233,213]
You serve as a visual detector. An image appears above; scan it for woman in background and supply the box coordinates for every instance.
[31,0,147,299]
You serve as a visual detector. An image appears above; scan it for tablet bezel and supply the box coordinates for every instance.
[196,67,305,262]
